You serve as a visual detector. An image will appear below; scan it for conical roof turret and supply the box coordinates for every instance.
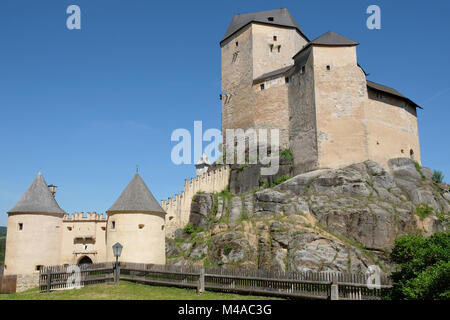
[8,172,66,215]
[107,173,165,214]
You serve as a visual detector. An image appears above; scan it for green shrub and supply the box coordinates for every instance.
[416,204,434,220]
[183,223,195,234]
[273,175,290,186]
[280,148,293,161]
[433,170,444,183]
[223,244,233,256]
[387,232,450,300]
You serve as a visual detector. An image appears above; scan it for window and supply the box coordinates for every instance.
[268,17,274,21]
[161,225,165,231]
[277,45,281,53]
[83,244,88,250]
[273,36,277,41]
[235,41,238,47]
[285,77,290,83]
[18,223,23,231]
[260,84,265,90]
[326,65,331,71]
[35,265,43,271]
[169,216,174,220]
[270,44,273,52]
[67,226,72,231]
[401,149,404,154]
[111,221,115,229]
[410,149,415,160]
[300,66,306,74]
[139,224,145,229]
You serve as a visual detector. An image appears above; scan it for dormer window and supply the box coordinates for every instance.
[268,17,274,21]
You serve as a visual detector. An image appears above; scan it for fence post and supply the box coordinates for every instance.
[197,267,205,295]
[330,275,339,300]
[46,268,51,293]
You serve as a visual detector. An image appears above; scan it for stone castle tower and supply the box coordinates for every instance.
[4,173,65,275]
[106,173,166,264]
[4,172,166,277]
[221,9,422,173]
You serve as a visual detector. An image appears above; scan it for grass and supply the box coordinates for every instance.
[0,281,281,300]
[416,204,434,220]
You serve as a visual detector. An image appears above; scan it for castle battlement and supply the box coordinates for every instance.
[63,212,106,222]
[161,165,230,237]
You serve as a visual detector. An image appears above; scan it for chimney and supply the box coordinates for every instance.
[48,184,57,197]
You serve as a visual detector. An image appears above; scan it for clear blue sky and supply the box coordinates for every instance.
[1,0,449,226]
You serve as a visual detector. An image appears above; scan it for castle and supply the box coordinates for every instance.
[3,172,166,278]
[3,8,422,287]
[162,8,422,234]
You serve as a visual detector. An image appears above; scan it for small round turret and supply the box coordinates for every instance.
[4,173,65,275]
[106,173,166,264]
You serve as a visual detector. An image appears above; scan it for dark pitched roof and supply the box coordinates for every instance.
[253,65,294,84]
[221,8,308,45]
[293,30,358,59]
[367,80,422,109]
[107,174,165,214]
[310,31,359,46]
[8,173,66,215]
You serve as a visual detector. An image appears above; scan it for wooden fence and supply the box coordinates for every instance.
[39,262,392,300]
[0,275,17,294]
[39,263,114,292]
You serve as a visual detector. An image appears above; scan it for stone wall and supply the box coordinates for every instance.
[313,45,369,170]
[161,166,230,237]
[365,89,421,169]
[221,23,307,149]
[16,272,39,292]
[60,213,107,265]
[288,47,319,175]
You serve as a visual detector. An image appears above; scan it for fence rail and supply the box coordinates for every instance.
[39,262,392,300]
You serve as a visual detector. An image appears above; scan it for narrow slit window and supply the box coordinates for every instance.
[277,45,281,53]
[270,44,273,52]
[273,35,277,41]
[18,223,23,231]
[301,66,306,74]
[285,77,290,83]
[326,65,331,71]
[235,41,238,47]
[260,84,265,90]
[111,221,116,229]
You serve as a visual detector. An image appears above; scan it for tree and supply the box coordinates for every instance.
[388,232,450,300]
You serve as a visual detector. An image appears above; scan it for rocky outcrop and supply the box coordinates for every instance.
[167,158,449,273]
